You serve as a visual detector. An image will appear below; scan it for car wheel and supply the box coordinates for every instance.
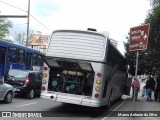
[27,89,34,99]
[4,91,13,103]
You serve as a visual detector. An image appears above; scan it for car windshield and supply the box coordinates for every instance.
[8,70,28,78]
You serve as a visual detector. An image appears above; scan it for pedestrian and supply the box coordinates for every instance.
[142,86,146,97]
[145,77,155,102]
[154,75,160,101]
[131,78,140,101]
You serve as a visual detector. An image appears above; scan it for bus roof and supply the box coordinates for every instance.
[0,40,44,54]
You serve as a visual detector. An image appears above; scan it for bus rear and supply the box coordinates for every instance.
[41,30,111,107]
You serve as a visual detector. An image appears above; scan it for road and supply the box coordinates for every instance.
[0,94,125,120]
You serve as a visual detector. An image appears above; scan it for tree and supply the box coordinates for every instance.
[16,32,26,46]
[0,18,12,41]
[144,0,160,75]
[124,0,160,75]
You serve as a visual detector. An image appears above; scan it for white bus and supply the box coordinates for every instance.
[41,29,130,108]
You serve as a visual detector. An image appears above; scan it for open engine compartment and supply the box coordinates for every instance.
[45,57,95,96]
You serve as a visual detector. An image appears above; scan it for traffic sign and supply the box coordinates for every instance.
[129,24,150,51]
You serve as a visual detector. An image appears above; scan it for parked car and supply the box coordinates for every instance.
[3,69,42,99]
[0,80,14,103]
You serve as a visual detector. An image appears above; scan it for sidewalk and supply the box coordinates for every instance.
[103,81,160,120]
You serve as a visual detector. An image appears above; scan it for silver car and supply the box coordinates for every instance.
[0,80,14,103]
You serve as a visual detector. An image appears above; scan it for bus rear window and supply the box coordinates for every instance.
[8,70,28,78]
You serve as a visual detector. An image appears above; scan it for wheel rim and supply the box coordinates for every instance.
[6,93,12,102]
[30,90,34,98]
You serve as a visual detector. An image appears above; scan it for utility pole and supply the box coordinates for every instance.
[26,0,30,47]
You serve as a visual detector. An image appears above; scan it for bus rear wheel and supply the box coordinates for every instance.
[107,96,111,108]
[101,92,112,110]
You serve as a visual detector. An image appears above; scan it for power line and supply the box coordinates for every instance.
[0,1,50,30]
[0,1,27,13]
[30,14,50,30]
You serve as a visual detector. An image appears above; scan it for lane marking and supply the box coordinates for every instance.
[16,102,37,108]
[101,99,127,120]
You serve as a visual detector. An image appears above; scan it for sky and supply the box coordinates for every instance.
[0,0,152,55]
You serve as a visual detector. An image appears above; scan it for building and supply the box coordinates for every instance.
[28,34,49,53]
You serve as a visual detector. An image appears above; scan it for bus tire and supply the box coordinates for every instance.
[107,89,113,108]
[100,95,111,110]
[107,96,111,108]
[100,104,108,110]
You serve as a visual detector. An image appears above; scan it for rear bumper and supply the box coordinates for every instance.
[41,92,101,107]
[14,86,30,94]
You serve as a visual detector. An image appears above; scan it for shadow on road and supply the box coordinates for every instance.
[44,98,124,117]
[14,93,41,99]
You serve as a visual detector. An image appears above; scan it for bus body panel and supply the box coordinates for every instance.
[41,91,101,107]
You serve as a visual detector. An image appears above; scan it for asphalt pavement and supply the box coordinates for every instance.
[1,81,160,120]
[0,94,124,120]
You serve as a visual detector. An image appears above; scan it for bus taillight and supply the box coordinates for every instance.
[97,73,102,78]
[95,94,100,98]
[42,80,47,84]
[44,66,48,71]
[95,86,101,91]
[96,80,101,84]
[41,86,46,91]
[43,73,47,78]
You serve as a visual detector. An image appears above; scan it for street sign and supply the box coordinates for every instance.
[129,24,150,51]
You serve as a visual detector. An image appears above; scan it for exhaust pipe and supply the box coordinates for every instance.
[50,96,54,99]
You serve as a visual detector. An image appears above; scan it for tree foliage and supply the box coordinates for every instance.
[16,32,26,46]
[124,1,160,75]
[0,18,12,41]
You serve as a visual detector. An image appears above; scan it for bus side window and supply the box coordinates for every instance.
[0,47,5,64]
[32,54,38,66]
[107,45,115,65]
[18,49,24,64]
[26,52,32,65]
[8,47,17,63]
[37,55,43,66]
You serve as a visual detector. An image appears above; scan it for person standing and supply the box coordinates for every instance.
[154,75,160,101]
[145,77,155,102]
[131,78,140,101]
